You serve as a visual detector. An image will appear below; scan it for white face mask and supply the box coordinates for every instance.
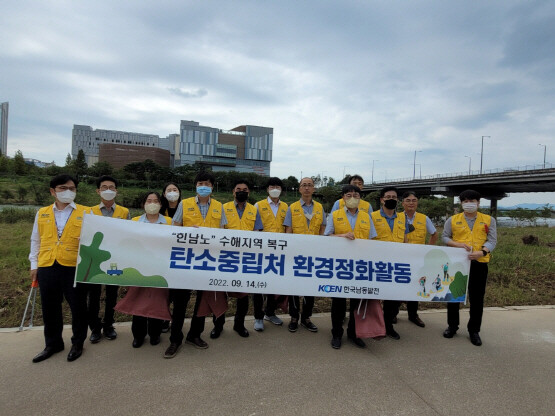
[56,190,76,204]
[268,188,281,198]
[100,189,117,201]
[462,202,478,213]
[345,197,360,209]
[144,203,161,215]
[165,191,180,202]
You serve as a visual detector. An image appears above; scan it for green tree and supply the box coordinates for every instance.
[65,153,73,168]
[88,161,114,177]
[74,149,88,178]
[0,155,11,173]
[13,150,27,175]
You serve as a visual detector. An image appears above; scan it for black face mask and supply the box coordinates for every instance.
[384,199,398,210]
[235,191,249,202]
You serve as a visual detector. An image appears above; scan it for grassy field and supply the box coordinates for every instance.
[0,218,553,328]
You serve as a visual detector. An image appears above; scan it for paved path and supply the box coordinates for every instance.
[1,306,554,416]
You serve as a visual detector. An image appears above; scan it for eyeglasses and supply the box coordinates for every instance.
[56,186,77,192]
[383,195,397,200]
[300,184,314,188]
[404,199,418,203]
[100,186,116,191]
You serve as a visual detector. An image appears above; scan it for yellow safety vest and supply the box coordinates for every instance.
[404,212,428,244]
[181,197,222,228]
[132,215,172,225]
[37,204,89,267]
[257,199,288,233]
[224,201,258,231]
[290,200,324,235]
[90,204,129,220]
[337,199,371,214]
[451,212,492,263]
[371,210,405,242]
[332,209,371,240]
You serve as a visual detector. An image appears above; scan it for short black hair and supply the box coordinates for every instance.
[267,177,283,188]
[349,174,364,184]
[341,184,361,196]
[194,171,215,186]
[380,186,398,198]
[141,191,161,208]
[233,179,251,190]
[96,175,119,189]
[402,190,418,200]
[459,189,481,202]
[50,174,78,189]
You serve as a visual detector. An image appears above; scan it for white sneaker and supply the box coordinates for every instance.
[254,319,264,332]
[264,315,283,326]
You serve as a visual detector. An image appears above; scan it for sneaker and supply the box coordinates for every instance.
[300,319,318,332]
[103,326,117,340]
[161,320,171,333]
[185,336,209,349]
[254,319,264,332]
[288,318,298,332]
[164,342,180,358]
[264,315,283,326]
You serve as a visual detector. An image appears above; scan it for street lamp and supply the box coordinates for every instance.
[480,135,490,174]
[372,160,378,183]
[539,144,547,168]
[413,150,422,180]
[464,155,471,175]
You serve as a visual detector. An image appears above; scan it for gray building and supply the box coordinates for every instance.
[1,102,8,156]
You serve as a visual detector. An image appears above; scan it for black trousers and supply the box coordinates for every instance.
[213,295,249,329]
[392,301,419,319]
[448,261,489,333]
[252,294,282,320]
[289,296,314,320]
[383,300,401,327]
[84,284,119,331]
[169,289,205,344]
[132,315,163,341]
[37,263,88,348]
[331,298,357,339]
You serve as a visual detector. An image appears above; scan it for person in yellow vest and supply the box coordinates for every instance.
[283,177,326,333]
[85,175,130,344]
[371,186,409,340]
[253,177,289,331]
[325,185,384,349]
[209,179,264,339]
[164,172,227,358]
[392,190,439,328]
[442,189,497,346]
[330,174,373,215]
[29,174,89,363]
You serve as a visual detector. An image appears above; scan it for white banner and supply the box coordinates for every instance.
[75,214,470,302]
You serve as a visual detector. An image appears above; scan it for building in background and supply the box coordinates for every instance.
[1,102,8,156]
[98,143,170,169]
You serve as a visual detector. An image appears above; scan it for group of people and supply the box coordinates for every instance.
[29,171,497,363]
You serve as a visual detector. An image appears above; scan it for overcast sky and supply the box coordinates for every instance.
[1,0,553,205]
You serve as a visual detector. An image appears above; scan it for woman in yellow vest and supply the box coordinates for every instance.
[442,189,497,346]
[114,192,171,348]
[283,177,326,333]
[29,174,89,363]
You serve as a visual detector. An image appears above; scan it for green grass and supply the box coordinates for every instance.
[1,219,553,328]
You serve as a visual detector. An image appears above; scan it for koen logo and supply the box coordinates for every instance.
[318,285,342,293]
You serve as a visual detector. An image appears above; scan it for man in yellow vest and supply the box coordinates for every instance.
[164,172,227,358]
[29,174,89,363]
[210,179,263,338]
[330,174,373,215]
[371,186,408,340]
[394,190,439,328]
[253,177,289,331]
[283,177,326,333]
[85,175,130,344]
[442,189,497,346]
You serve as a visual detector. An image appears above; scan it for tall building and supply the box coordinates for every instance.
[0,102,8,156]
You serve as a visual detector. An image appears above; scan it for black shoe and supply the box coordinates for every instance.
[103,327,117,340]
[132,338,144,348]
[164,342,180,358]
[161,320,171,333]
[32,345,64,363]
[348,336,366,348]
[210,327,222,339]
[386,326,400,340]
[288,318,298,333]
[469,332,482,346]
[89,330,102,344]
[443,327,457,338]
[409,315,426,328]
[233,325,249,338]
[150,336,160,346]
[331,337,342,349]
[185,336,209,349]
[67,344,83,362]
[300,319,318,332]
[392,316,398,324]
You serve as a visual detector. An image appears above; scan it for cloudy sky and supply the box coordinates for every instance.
[1,0,553,205]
